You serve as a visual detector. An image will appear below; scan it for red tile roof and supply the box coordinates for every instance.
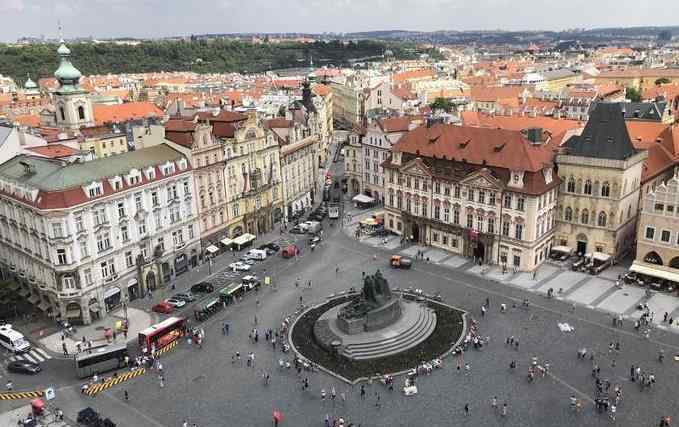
[392,123,554,173]
[393,69,435,84]
[25,144,79,158]
[312,84,331,97]
[193,110,248,123]
[460,112,584,137]
[377,117,416,133]
[264,118,293,129]
[93,102,164,125]
[14,114,41,128]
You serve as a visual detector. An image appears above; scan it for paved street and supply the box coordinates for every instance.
[2,151,679,427]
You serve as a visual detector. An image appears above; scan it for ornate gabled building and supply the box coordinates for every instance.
[383,123,559,271]
[164,116,229,249]
[555,103,647,259]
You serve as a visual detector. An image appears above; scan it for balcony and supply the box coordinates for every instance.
[175,241,186,250]
[104,273,119,283]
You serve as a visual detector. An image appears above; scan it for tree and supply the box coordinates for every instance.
[430,97,454,113]
[655,77,671,86]
[625,87,641,102]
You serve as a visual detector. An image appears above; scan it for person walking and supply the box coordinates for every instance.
[124,390,129,401]
[491,396,497,411]
[501,402,508,417]
[374,392,381,408]
[360,385,366,400]
[464,403,470,416]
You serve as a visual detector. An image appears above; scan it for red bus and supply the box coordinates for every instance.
[138,316,185,351]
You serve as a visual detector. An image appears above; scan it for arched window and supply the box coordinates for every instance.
[567,178,576,193]
[581,209,589,224]
[601,182,610,197]
[584,180,592,195]
[77,106,85,120]
[565,207,573,221]
[59,107,65,121]
[597,211,607,227]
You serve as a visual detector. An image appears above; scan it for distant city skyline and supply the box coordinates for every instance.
[1,0,679,42]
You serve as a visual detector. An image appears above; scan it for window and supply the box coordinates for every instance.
[59,107,65,121]
[79,240,89,258]
[467,188,474,201]
[183,180,191,197]
[661,230,671,243]
[645,227,655,240]
[134,193,143,211]
[169,206,180,223]
[188,224,195,239]
[504,194,512,209]
[489,193,496,205]
[154,211,162,230]
[434,182,441,194]
[233,203,240,217]
[157,237,165,253]
[52,222,64,238]
[121,225,129,242]
[125,251,134,268]
[581,210,589,225]
[567,178,576,193]
[517,197,525,211]
[466,214,473,228]
[597,212,607,227]
[172,229,184,246]
[478,190,485,204]
[117,202,126,218]
[56,249,67,265]
[667,205,675,214]
[565,207,573,221]
[513,255,521,267]
[96,232,111,252]
[100,260,116,278]
[502,222,510,237]
[601,182,610,197]
[83,268,93,285]
[655,203,664,212]
[78,105,85,120]
[442,235,448,245]
[443,207,450,223]
[515,224,523,240]
[453,209,459,225]
[445,186,452,197]
[476,216,483,232]
[138,220,147,236]
[167,185,178,201]
[451,238,458,248]
[584,180,592,195]
[487,218,495,234]
[62,275,75,290]
[75,215,84,232]
[94,208,107,226]
[434,206,440,220]
[432,232,439,242]
[151,191,159,207]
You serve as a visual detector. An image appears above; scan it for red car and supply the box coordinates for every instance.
[152,301,174,314]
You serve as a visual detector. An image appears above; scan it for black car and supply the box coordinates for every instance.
[258,243,280,252]
[7,360,41,374]
[190,282,214,294]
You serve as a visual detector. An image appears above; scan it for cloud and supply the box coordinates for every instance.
[0,0,25,12]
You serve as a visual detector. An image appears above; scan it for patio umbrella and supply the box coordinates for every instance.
[272,410,283,423]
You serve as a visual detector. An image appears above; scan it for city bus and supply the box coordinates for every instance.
[138,316,185,352]
[74,343,128,379]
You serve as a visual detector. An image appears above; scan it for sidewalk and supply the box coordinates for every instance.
[39,307,154,356]
[0,404,72,427]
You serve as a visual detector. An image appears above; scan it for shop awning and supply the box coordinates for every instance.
[220,238,233,246]
[550,246,573,255]
[630,261,679,283]
[352,194,375,204]
[27,294,39,304]
[37,300,50,311]
[104,287,121,299]
[66,308,81,318]
[206,245,219,254]
[233,233,256,246]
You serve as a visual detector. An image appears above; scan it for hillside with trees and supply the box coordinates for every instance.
[0,39,438,83]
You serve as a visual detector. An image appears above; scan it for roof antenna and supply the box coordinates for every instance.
[58,20,63,42]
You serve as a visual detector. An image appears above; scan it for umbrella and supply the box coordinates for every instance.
[272,410,283,422]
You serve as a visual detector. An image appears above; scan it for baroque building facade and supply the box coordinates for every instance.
[383,123,559,271]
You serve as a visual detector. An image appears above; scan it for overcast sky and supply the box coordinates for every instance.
[1,0,678,42]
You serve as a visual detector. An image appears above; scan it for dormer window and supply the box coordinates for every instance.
[144,167,156,181]
[161,162,175,176]
[109,176,123,191]
[177,158,188,170]
[86,182,103,198]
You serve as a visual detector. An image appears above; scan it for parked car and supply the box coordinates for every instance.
[7,360,41,374]
[229,261,251,271]
[191,282,214,294]
[172,292,195,302]
[258,243,280,253]
[165,298,186,308]
[390,255,413,269]
[152,302,174,314]
[290,225,306,234]
[242,275,261,290]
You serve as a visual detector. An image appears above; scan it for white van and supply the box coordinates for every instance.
[245,249,267,261]
[0,324,31,353]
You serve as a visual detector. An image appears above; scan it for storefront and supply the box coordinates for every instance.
[174,253,188,276]
[104,287,121,311]
[127,279,139,301]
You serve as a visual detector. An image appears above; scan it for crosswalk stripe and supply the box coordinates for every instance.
[29,351,45,362]
[32,348,51,360]
[22,353,37,363]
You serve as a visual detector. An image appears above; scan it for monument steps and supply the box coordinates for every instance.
[342,305,436,360]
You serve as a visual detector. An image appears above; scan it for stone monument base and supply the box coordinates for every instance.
[336,298,402,334]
